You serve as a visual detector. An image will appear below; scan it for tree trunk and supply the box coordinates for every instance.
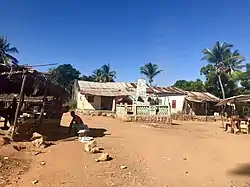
[218,74,225,99]
[218,74,225,128]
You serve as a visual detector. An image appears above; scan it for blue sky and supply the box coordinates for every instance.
[2,0,250,85]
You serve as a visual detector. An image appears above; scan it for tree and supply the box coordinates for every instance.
[224,49,245,75]
[48,64,80,93]
[173,79,205,92]
[91,68,103,82]
[79,75,94,81]
[140,62,163,86]
[201,41,244,99]
[0,36,19,65]
[91,64,116,82]
[240,63,250,90]
[100,64,116,82]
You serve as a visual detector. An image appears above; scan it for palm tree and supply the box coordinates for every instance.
[224,49,245,75]
[201,41,234,99]
[140,62,163,86]
[92,69,103,82]
[100,64,116,82]
[0,36,19,65]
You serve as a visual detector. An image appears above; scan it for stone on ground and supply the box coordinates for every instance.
[96,153,110,162]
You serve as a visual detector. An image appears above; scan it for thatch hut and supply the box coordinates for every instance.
[0,64,69,138]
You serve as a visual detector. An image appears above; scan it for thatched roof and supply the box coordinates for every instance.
[0,64,69,102]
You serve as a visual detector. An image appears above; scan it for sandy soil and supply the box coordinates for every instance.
[1,113,250,187]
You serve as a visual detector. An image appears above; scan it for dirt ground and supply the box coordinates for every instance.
[1,113,250,187]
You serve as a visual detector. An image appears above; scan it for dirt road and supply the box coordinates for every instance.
[3,113,250,187]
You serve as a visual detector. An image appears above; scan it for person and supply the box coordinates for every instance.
[68,111,88,135]
[4,97,17,129]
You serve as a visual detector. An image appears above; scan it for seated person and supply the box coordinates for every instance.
[69,111,89,135]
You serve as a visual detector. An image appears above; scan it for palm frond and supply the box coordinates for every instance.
[5,47,19,54]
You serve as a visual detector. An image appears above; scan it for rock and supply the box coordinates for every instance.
[13,145,26,151]
[0,162,2,168]
[31,132,43,141]
[40,161,46,166]
[32,138,44,148]
[84,140,97,153]
[183,157,187,161]
[32,180,39,185]
[90,147,101,153]
[102,113,107,117]
[0,137,11,146]
[32,151,42,156]
[4,157,9,160]
[120,165,127,169]
[96,153,110,162]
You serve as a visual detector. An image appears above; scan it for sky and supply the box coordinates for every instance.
[2,0,250,86]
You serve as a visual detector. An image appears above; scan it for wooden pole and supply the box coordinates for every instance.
[205,102,208,121]
[36,82,48,132]
[11,71,27,139]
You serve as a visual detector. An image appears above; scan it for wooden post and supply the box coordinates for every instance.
[36,82,48,132]
[11,71,27,139]
[205,102,208,121]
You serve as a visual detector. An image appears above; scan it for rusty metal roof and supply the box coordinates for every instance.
[77,81,187,96]
[185,92,220,103]
[215,95,250,106]
[78,81,136,96]
[77,81,218,101]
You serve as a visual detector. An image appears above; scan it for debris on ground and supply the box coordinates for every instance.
[95,153,110,162]
[13,145,26,151]
[0,155,29,186]
[120,165,127,169]
[32,180,39,184]
[32,151,42,156]
[31,132,53,148]
[84,140,101,153]
[0,136,11,146]
[40,161,46,166]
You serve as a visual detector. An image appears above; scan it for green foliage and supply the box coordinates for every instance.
[0,36,19,65]
[200,41,245,98]
[173,79,205,92]
[140,62,163,86]
[240,63,250,90]
[48,64,80,93]
[79,64,116,83]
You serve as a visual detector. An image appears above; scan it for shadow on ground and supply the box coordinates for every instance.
[46,125,109,141]
[229,163,250,176]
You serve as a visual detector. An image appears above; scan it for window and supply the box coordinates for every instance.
[87,96,94,102]
[172,100,176,108]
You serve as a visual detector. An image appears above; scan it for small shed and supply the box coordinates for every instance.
[183,92,220,115]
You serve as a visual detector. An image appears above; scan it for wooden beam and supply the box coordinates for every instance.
[205,102,208,121]
[11,71,28,139]
[36,82,48,132]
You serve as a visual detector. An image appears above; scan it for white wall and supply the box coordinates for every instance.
[158,95,185,114]
[77,92,101,110]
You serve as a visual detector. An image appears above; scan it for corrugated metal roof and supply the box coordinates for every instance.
[78,81,136,96]
[77,81,218,102]
[215,95,250,106]
[77,81,187,96]
[185,91,219,102]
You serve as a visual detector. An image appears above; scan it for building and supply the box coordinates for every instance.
[72,80,137,111]
[73,80,219,116]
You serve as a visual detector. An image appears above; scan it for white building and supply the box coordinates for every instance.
[72,80,219,115]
